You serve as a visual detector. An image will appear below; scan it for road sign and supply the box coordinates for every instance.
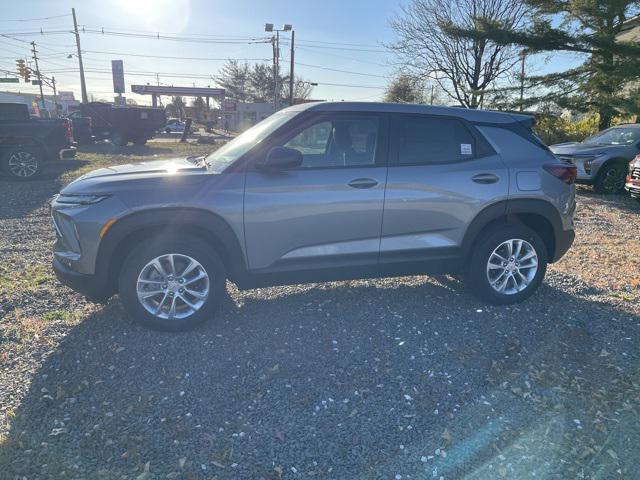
[112,60,125,94]
[31,80,42,85]
[0,77,19,83]
[222,100,237,112]
[131,84,225,97]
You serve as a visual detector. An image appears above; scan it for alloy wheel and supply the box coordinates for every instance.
[486,239,538,295]
[136,253,210,320]
[8,151,39,178]
[602,165,626,193]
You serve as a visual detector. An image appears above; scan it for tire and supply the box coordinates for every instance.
[2,146,43,181]
[118,236,226,331]
[132,137,147,146]
[110,131,128,147]
[594,163,627,194]
[165,128,171,134]
[464,223,548,305]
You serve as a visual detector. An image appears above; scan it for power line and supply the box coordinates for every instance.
[82,50,270,62]
[0,13,72,22]
[295,62,389,79]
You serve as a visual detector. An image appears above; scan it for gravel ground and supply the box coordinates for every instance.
[1,148,639,479]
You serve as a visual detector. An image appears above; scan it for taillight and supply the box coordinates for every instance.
[64,119,73,143]
[543,163,577,184]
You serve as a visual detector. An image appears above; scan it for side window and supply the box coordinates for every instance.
[283,115,379,168]
[396,115,475,165]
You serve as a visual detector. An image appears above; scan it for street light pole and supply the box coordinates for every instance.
[265,23,292,111]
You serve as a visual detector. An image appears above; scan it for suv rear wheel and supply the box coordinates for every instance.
[2,146,43,180]
[118,236,226,331]
[465,224,548,305]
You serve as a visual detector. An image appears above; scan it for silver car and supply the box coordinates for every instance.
[550,124,640,194]
[52,102,576,331]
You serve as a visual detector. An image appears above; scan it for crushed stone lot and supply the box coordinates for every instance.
[1,145,639,479]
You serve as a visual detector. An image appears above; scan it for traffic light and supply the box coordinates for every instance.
[15,59,30,82]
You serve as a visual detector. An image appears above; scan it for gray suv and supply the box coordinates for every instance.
[549,124,640,193]
[52,102,576,331]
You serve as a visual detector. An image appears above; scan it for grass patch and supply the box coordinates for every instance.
[0,263,55,294]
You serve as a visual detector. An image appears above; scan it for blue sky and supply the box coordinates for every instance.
[0,0,581,105]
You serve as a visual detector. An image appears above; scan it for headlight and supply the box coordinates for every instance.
[56,193,110,205]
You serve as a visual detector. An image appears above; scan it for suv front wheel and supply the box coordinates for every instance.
[465,224,548,305]
[118,236,226,331]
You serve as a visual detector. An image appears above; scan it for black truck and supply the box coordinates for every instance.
[78,102,166,146]
[0,103,76,180]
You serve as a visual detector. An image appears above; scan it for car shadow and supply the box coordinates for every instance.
[1,273,639,479]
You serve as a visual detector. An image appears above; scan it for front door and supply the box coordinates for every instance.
[244,112,388,272]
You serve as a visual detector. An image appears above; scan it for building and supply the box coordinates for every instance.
[0,91,80,117]
[219,102,276,132]
[617,14,640,42]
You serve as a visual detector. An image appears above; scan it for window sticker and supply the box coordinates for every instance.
[460,143,472,155]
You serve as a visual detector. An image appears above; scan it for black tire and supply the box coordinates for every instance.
[118,236,226,331]
[1,146,43,181]
[464,223,548,305]
[132,137,147,146]
[594,162,627,194]
[110,131,128,147]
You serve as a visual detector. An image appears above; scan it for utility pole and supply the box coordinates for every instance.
[430,84,435,105]
[52,76,58,115]
[289,30,295,106]
[30,42,46,111]
[72,8,88,103]
[519,50,527,112]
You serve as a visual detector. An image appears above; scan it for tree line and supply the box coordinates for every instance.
[385,0,640,129]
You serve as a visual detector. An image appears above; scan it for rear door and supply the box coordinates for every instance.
[380,113,508,265]
[243,111,389,272]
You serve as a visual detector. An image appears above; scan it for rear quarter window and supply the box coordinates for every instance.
[476,125,554,163]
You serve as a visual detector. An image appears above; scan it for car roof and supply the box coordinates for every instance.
[285,101,532,125]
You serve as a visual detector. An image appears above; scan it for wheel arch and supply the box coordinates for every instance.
[96,207,247,295]
[461,199,564,264]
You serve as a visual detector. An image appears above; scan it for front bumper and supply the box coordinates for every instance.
[53,258,110,302]
[626,180,640,198]
[60,147,77,159]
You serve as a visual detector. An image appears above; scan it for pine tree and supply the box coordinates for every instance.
[446,1,640,128]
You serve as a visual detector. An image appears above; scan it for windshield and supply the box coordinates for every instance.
[583,127,640,146]
[205,111,297,172]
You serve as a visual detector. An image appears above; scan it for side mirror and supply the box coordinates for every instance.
[261,146,303,171]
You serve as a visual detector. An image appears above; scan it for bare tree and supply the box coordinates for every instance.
[388,0,527,108]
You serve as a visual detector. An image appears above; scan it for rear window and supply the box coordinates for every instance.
[395,115,476,165]
[0,103,29,122]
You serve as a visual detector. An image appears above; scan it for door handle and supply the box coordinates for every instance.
[348,178,378,189]
[472,173,499,184]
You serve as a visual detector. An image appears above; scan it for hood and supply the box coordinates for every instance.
[549,142,618,156]
[62,157,209,195]
[74,157,203,181]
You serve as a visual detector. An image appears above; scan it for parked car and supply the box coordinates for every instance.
[0,102,76,180]
[549,124,640,194]
[164,118,190,134]
[52,101,576,331]
[65,111,93,145]
[78,102,166,146]
[625,154,640,203]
